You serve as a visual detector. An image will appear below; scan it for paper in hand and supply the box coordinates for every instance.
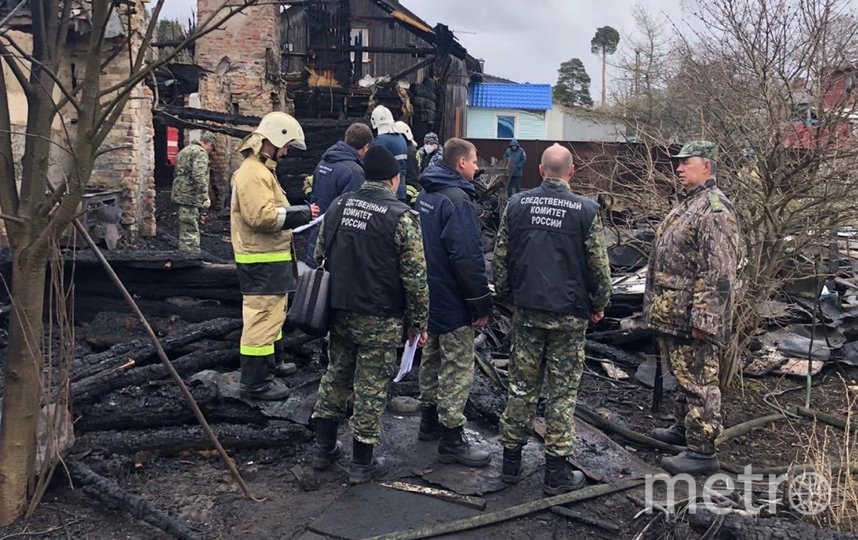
[394,336,419,382]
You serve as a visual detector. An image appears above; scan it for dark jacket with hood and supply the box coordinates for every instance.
[416,162,492,334]
[311,141,365,213]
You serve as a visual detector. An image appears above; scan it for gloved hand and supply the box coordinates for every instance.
[202,198,211,211]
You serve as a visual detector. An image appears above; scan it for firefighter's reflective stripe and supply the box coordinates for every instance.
[234,251,293,264]
[240,343,275,356]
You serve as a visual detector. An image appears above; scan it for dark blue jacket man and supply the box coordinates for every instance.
[414,138,493,467]
[311,123,373,213]
[503,138,528,196]
[304,123,373,266]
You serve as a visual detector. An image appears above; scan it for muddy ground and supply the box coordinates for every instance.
[1,188,857,538]
[2,349,856,539]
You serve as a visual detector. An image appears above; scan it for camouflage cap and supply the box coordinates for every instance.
[199,131,217,145]
[671,140,717,160]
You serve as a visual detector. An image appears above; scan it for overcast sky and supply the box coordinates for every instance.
[159,0,690,96]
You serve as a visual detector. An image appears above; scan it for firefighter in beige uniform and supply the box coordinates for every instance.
[231,112,319,400]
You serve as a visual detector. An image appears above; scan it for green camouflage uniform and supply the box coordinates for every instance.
[312,183,429,446]
[170,141,211,253]
[494,179,613,457]
[418,325,474,428]
[644,143,741,455]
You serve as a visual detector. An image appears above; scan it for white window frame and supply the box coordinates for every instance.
[495,112,518,139]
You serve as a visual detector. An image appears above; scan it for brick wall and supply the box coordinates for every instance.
[87,0,156,238]
[195,0,289,196]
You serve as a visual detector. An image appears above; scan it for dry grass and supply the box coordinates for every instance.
[791,379,858,532]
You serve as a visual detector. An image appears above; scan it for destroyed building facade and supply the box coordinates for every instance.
[0,0,156,245]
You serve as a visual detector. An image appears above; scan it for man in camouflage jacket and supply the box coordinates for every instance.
[644,140,741,475]
[311,146,429,485]
[494,144,612,495]
[170,131,216,253]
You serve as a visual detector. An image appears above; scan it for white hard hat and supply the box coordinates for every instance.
[254,112,306,150]
[371,105,395,133]
[393,121,415,145]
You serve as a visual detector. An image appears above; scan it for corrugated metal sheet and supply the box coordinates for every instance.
[469,83,552,110]
[466,108,546,140]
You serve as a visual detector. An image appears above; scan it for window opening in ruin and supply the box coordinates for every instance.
[350,27,369,63]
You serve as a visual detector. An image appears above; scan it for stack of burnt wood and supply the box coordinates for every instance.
[70,317,319,460]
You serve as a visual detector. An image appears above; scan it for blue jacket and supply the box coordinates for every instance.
[311,141,365,213]
[416,163,492,334]
[503,143,527,177]
[372,133,408,201]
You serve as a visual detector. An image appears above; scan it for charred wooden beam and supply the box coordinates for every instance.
[347,45,435,55]
[66,458,202,540]
[586,327,655,346]
[74,389,269,433]
[73,347,238,404]
[74,318,242,381]
[389,56,435,82]
[75,421,313,455]
[159,106,359,129]
[584,340,643,367]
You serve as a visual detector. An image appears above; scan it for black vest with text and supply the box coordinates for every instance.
[325,187,410,317]
[506,181,599,317]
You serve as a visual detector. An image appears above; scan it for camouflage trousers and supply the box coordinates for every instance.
[500,322,586,457]
[659,335,722,455]
[418,325,475,429]
[176,204,200,253]
[312,311,402,446]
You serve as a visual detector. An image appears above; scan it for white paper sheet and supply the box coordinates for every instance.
[394,337,419,382]
[293,214,324,233]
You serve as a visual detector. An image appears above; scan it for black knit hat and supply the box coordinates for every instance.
[363,145,401,181]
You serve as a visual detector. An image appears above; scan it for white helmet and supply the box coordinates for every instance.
[254,111,306,150]
[393,121,415,145]
[370,105,395,133]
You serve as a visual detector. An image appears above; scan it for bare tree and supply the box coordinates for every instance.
[0,0,257,525]
[607,0,858,384]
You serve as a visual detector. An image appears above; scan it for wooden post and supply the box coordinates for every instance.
[454,106,462,138]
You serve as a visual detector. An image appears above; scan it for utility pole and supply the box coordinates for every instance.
[634,48,641,99]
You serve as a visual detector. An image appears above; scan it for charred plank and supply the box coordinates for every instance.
[73,347,238,404]
[73,385,270,432]
[66,458,202,540]
[74,318,241,381]
[75,420,312,455]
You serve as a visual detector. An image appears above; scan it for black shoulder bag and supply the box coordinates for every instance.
[287,210,341,337]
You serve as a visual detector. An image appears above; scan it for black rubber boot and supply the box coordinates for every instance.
[311,417,342,471]
[650,424,687,446]
[438,425,491,468]
[273,339,297,377]
[418,405,441,441]
[349,439,388,485]
[661,451,720,475]
[501,445,523,484]
[239,354,291,401]
[543,454,585,495]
